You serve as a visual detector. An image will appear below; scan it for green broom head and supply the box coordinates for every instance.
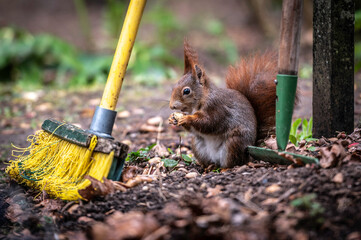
[6,119,128,201]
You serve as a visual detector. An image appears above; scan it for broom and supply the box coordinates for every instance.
[6,0,147,201]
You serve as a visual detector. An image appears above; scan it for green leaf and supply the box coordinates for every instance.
[289,135,298,146]
[307,117,313,136]
[125,143,156,162]
[290,193,317,208]
[168,148,174,155]
[162,158,178,168]
[181,154,193,163]
[290,118,302,137]
[307,146,316,151]
[212,168,221,173]
[301,118,308,140]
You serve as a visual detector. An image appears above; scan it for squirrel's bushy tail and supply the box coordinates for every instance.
[226,52,278,140]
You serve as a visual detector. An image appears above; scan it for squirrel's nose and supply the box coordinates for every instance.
[170,104,177,110]
[169,101,180,110]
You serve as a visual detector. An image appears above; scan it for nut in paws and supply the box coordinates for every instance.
[168,112,184,125]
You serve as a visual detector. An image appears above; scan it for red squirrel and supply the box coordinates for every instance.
[169,40,277,168]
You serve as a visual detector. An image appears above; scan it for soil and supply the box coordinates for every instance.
[1,1,361,239]
[1,86,361,240]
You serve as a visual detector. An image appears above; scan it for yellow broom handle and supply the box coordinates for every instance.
[100,0,147,110]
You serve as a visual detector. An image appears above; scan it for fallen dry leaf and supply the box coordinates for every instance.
[6,203,24,223]
[265,135,278,150]
[78,216,95,223]
[121,166,139,182]
[143,225,170,240]
[67,204,80,214]
[36,198,64,212]
[78,176,126,200]
[244,188,253,202]
[202,197,233,222]
[151,143,170,158]
[286,144,298,153]
[278,152,305,165]
[206,185,223,198]
[319,143,347,168]
[347,128,361,141]
[119,175,153,188]
[91,211,159,240]
[148,157,161,165]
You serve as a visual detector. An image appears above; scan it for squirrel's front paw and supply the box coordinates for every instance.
[168,112,184,126]
[177,116,188,126]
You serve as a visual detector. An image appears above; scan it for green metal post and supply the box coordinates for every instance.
[276,74,298,150]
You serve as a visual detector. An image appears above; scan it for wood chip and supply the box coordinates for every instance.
[147,116,163,126]
[117,110,130,119]
[261,198,279,205]
[332,173,344,183]
[185,172,198,179]
[265,184,282,194]
[206,185,223,198]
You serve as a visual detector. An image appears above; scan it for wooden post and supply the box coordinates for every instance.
[278,0,303,75]
[313,0,355,137]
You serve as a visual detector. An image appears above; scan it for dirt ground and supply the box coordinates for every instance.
[1,0,361,239]
[0,85,361,240]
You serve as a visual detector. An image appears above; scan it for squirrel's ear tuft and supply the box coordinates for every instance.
[184,38,198,74]
[194,65,203,80]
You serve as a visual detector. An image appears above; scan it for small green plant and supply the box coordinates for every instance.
[167,148,174,155]
[125,143,156,162]
[181,154,195,165]
[161,158,179,168]
[0,27,113,89]
[290,193,325,225]
[212,168,221,173]
[289,117,315,146]
[0,27,77,88]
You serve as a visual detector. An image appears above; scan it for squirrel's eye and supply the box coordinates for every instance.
[183,88,191,95]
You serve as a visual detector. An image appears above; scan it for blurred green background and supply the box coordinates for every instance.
[0,0,359,91]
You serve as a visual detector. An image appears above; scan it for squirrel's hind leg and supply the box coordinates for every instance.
[224,129,255,168]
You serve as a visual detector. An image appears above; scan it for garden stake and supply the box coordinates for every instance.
[247,0,318,165]
[6,0,147,201]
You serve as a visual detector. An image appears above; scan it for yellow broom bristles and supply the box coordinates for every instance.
[6,130,113,201]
